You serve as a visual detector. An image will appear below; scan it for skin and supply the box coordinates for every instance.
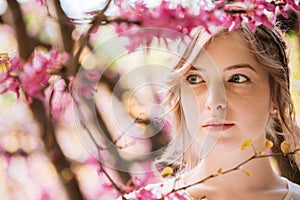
[179,34,288,199]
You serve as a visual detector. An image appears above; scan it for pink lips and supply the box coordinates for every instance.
[202,118,234,131]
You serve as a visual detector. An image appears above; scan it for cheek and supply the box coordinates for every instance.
[180,84,203,137]
[229,89,271,132]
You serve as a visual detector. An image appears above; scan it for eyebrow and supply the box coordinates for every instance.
[224,64,257,72]
[189,65,205,71]
[189,64,257,72]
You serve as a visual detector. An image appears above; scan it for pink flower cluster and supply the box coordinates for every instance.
[119,183,190,200]
[132,189,188,200]
[21,49,68,101]
[0,55,21,98]
[224,0,300,32]
[111,0,300,51]
[0,49,68,103]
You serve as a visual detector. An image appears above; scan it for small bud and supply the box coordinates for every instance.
[161,167,173,178]
[217,168,222,175]
[280,141,291,153]
[265,139,274,149]
[258,151,266,156]
[241,139,252,150]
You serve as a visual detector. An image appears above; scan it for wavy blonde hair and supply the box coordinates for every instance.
[155,24,300,174]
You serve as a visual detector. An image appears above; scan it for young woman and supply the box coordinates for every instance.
[119,24,300,199]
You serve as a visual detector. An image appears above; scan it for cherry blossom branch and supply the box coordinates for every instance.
[170,146,300,194]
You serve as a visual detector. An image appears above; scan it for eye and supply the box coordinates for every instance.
[229,74,249,83]
[186,74,204,84]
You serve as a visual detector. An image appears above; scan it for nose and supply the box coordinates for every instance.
[205,84,227,111]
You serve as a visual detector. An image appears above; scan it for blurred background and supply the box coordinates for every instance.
[0,0,299,200]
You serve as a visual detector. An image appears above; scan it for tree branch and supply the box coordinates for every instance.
[170,148,300,193]
[6,0,51,59]
[53,0,75,52]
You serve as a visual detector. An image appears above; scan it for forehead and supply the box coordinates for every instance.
[191,33,259,71]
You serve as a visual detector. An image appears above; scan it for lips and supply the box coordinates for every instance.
[202,118,234,131]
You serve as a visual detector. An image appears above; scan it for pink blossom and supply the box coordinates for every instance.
[131,177,144,188]
[22,48,68,99]
[72,69,98,100]
[247,16,257,33]
[0,77,20,98]
[110,0,300,51]
[278,5,290,18]
[228,14,242,31]
[0,49,68,102]
[40,191,51,200]
[165,192,188,200]
[0,55,21,97]
[287,0,300,11]
[134,188,157,200]
[44,76,72,121]
[9,56,22,71]
[120,187,189,200]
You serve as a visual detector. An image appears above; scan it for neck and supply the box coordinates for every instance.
[183,136,282,193]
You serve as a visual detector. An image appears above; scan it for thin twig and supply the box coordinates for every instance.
[97,151,125,196]
[71,0,113,74]
[71,93,125,196]
[170,148,300,193]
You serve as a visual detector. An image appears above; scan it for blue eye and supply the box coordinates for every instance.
[229,74,249,83]
[186,75,204,84]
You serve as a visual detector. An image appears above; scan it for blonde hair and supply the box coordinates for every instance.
[155,24,300,174]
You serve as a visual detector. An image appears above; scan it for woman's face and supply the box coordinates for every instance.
[180,33,273,155]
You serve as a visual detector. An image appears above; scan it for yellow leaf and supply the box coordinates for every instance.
[265,139,274,149]
[161,167,173,178]
[243,169,252,177]
[217,168,222,175]
[280,141,291,153]
[241,139,253,150]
